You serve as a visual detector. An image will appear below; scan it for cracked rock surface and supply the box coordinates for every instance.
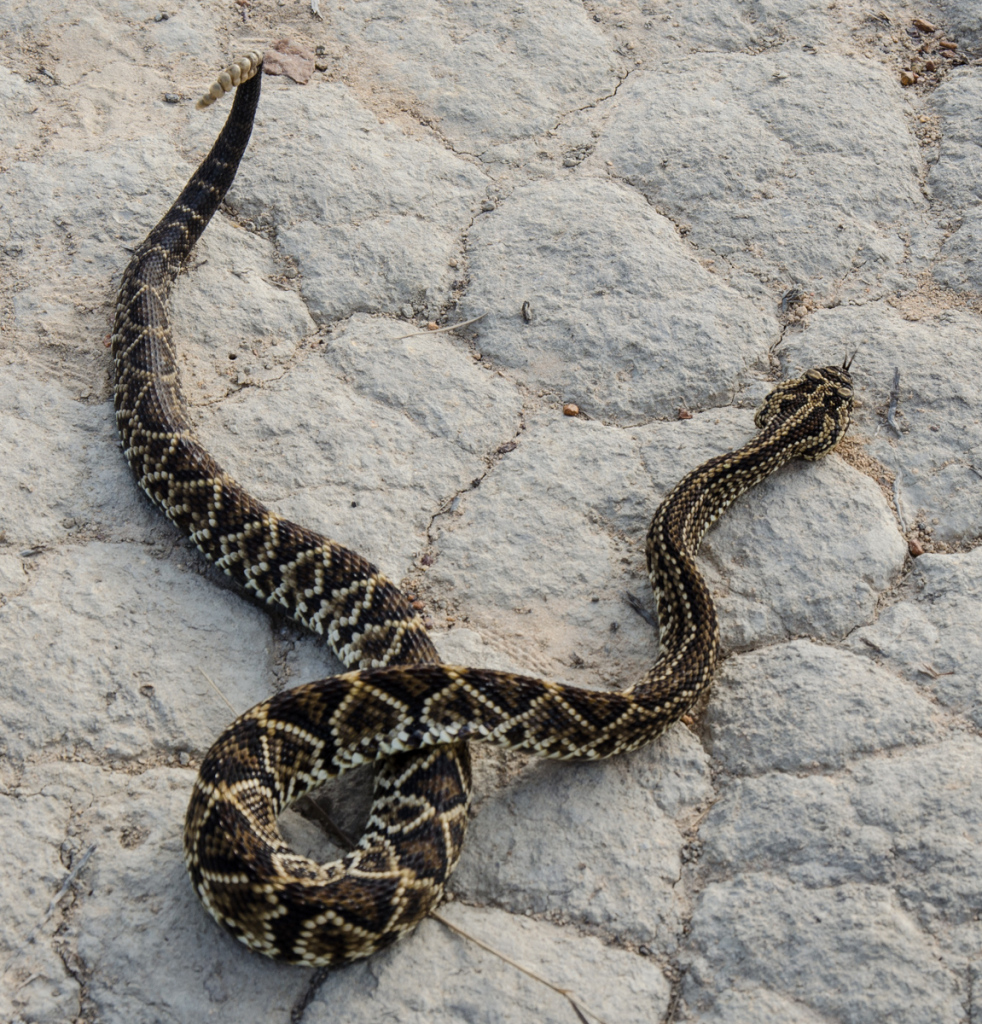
[1,1,980,1022]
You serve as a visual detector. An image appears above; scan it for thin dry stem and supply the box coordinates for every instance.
[431,910,614,1024]
[393,312,488,340]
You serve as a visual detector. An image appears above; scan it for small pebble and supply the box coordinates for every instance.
[164,93,180,104]
[411,600,425,611]
[426,322,438,331]
[154,11,168,20]
[912,17,935,32]
[909,538,925,557]
[563,403,579,416]
[178,751,190,766]
[900,69,918,86]
[939,39,958,50]
[678,407,693,420]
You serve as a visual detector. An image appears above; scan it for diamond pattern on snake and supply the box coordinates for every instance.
[111,52,855,966]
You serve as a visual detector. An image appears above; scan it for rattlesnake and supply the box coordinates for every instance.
[111,53,854,965]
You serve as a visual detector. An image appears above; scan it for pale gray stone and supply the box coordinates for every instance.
[707,639,940,776]
[707,456,906,645]
[302,901,672,1024]
[847,739,982,928]
[0,2,153,85]
[929,69,982,294]
[691,986,831,1024]
[460,176,772,423]
[924,0,982,47]
[692,737,982,1008]
[848,547,982,728]
[327,0,622,154]
[699,771,900,889]
[591,50,927,299]
[934,208,982,293]
[196,315,519,580]
[684,876,964,1024]
[0,137,184,271]
[319,314,523,458]
[781,303,982,544]
[431,408,660,681]
[430,626,532,677]
[170,216,317,401]
[0,779,81,1023]
[584,0,756,59]
[451,728,711,949]
[0,365,161,548]
[928,69,982,210]
[0,543,275,761]
[55,763,312,1024]
[0,64,39,154]
[204,82,489,322]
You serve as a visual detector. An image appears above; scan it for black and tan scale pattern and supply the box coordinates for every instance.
[112,54,855,967]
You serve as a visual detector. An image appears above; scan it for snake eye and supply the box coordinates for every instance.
[837,386,854,399]
[804,368,824,381]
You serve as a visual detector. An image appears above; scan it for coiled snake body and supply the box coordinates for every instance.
[111,54,854,966]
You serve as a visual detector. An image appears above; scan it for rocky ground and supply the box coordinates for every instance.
[2,0,982,1021]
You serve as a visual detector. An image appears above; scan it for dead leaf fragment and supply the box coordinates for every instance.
[264,40,316,85]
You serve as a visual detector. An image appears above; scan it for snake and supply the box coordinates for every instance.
[111,52,855,967]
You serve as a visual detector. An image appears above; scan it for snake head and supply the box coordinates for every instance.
[754,365,854,460]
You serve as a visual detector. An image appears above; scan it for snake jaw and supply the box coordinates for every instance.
[754,365,854,460]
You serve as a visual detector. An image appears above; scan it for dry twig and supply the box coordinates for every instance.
[199,667,239,716]
[431,911,614,1024]
[624,591,657,627]
[393,312,487,340]
[887,366,903,438]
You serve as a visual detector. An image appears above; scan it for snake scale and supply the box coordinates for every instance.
[111,53,855,966]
